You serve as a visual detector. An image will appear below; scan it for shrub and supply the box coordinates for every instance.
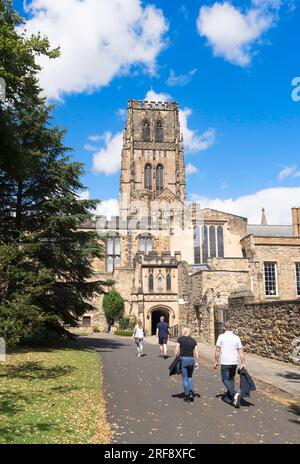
[103,290,124,325]
[119,315,137,330]
[93,326,100,333]
[114,330,133,337]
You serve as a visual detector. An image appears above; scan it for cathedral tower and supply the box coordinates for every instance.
[119,99,186,219]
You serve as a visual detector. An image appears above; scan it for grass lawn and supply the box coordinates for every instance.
[0,346,111,444]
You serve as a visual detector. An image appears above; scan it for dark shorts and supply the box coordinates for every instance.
[159,337,168,345]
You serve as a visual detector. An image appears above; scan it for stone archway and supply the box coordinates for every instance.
[150,307,170,335]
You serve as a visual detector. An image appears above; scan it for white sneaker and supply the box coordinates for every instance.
[233,393,241,408]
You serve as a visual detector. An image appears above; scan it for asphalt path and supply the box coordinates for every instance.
[79,335,300,444]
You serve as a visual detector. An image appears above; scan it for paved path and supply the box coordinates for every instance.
[79,334,300,444]
[147,336,300,398]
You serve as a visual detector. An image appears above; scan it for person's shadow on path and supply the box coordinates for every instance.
[215,393,255,407]
[172,392,201,399]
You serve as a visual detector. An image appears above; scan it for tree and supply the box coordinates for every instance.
[103,290,124,325]
[0,1,109,346]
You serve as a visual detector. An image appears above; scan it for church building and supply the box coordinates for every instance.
[80,99,300,356]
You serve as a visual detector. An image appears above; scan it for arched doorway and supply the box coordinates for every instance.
[151,308,170,335]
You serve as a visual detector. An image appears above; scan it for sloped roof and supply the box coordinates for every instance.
[247,225,293,237]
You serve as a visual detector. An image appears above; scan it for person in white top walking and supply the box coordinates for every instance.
[214,321,246,408]
[132,320,144,357]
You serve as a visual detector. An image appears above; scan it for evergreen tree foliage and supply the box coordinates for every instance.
[0,1,109,346]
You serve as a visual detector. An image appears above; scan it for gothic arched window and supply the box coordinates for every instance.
[144,163,152,190]
[209,225,216,258]
[107,256,113,273]
[156,164,164,195]
[142,119,150,142]
[157,274,163,291]
[217,225,224,258]
[194,225,201,264]
[155,120,163,142]
[106,236,121,272]
[139,236,153,254]
[149,272,154,292]
[202,225,208,262]
[146,237,153,252]
[166,272,171,291]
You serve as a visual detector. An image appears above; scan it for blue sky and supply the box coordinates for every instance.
[14,0,300,224]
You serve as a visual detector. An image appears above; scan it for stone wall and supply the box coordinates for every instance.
[241,235,300,302]
[227,294,300,363]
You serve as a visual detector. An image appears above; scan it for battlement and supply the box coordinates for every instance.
[135,250,181,267]
[128,99,178,111]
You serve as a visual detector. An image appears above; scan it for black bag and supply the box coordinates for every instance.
[168,356,182,376]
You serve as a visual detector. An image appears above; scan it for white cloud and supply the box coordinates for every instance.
[278,165,300,181]
[78,191,90,200]
[95,198,120,218]
[116,108,127,120]
[221,181,229,190]
[196,1,282,66]
[190,186,300,224]
[144,89,171,102]
[166,68,197,87]
[179,108,216,153]
[93,131,123,175]
[186,163,198,175]
[84,143,98,152]
[88,135,102,142]
[21,0,168,100]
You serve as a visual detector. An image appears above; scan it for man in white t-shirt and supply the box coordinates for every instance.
[214,321,246,408]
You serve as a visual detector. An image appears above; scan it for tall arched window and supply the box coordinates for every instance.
[139,236,153,254]
[157,274,163,291]
[149,272,154,292]
[217,225,224,258]
[146,237,153,252]
[209,225,216,258]
[166,272,171,291]
[106,236,121,272]
[202,225,208,262]
[194,225,201,264]
[144,163,152,190]
[142,119,150,142]
[155,120,164,142]
[107,256,113,273]
[156,164,164,195]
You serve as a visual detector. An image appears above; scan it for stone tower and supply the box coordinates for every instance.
[119,99,186,220]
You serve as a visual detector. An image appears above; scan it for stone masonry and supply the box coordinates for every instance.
[227,293,300,363]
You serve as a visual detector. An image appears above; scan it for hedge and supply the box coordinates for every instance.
[114,330,133,337]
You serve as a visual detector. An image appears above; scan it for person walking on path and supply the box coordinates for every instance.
[132,320,144,357]
[175,327,199,402]
[156,316,169,359]
[214,321,246,408]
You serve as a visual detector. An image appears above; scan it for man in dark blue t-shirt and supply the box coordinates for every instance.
[156,316,169,359]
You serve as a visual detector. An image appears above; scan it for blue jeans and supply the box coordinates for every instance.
[136,338,144,354]
[181,357,195,397]
[221,365,237,402]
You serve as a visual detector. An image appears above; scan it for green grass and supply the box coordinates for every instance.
[0,346,111,444]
